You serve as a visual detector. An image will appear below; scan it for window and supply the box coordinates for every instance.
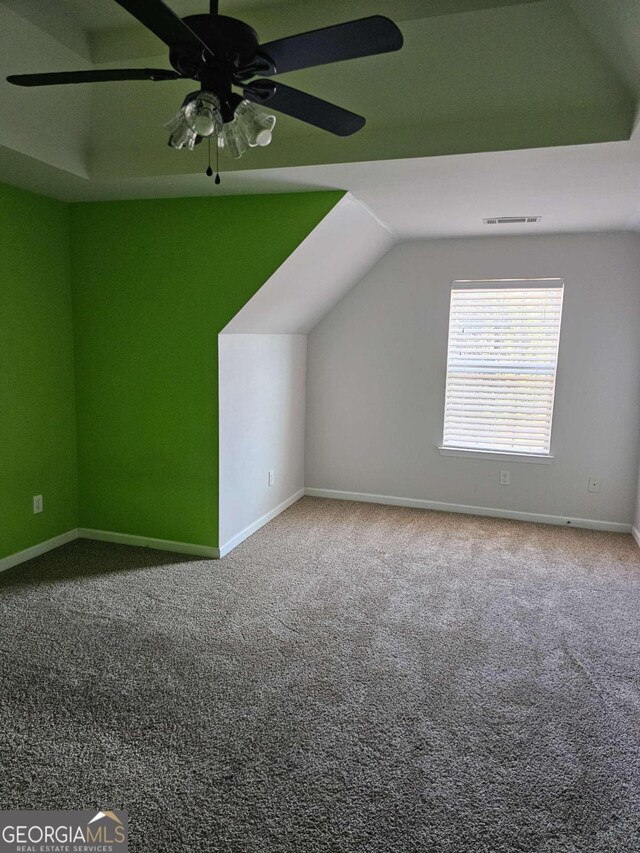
[442,279,564,457]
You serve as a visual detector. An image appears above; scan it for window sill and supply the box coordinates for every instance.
[438,446,554,464]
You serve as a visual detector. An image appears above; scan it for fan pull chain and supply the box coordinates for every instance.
[206,138,213,178]
[205,137,221,184]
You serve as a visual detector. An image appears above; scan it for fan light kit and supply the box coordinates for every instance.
[165,91,276,156]
[6,0,404,182]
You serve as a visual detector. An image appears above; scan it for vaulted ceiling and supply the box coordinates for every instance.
[1,0,638,188]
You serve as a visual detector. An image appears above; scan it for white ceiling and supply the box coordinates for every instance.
[0,0,639,241]
[3,127,639,241]
[0,4,90,175]
[59,0,295,32]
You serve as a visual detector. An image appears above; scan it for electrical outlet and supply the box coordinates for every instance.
[33,495,43,514]
[268,470,274,487]
[588,477,601,493]
[499,470,510,486]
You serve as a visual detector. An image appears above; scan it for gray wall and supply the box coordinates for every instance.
[306,233,640,526]
[635,465,640,539]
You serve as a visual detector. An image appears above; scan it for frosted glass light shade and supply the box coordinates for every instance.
[164,108,199,150]
[184,92,223,138]
[217,117,250,159]
[234,100,277,147]
[164,91,222,149]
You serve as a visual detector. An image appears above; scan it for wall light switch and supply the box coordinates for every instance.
[268,470,274,487]
[33,495,43,514]
[588,477,601,493]
[499,470,510,486]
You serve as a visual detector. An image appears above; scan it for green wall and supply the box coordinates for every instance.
[70,192,341,549]
[0,183,78,560]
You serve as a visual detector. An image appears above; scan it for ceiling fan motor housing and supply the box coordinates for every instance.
[170,15,263,80]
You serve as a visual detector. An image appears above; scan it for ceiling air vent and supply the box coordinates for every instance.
[483,216,541,225]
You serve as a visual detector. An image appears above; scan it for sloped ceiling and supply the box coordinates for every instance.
[0,0,637,186]
[222,193,397,334]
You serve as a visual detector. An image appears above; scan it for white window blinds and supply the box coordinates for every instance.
[442,280,564,456]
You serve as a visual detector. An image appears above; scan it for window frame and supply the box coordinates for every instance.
[439,278,564,463]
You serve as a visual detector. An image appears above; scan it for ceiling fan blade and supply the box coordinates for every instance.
[244,80,365,137]
[113,0,213,56]
[258,16,403,76]
[7,69,181,86]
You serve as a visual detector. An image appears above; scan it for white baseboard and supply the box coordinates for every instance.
[4,495,631,574]
[219,488,305,558]
[0,528,79,574]
[78,528,219,559]
[305,488,632,534]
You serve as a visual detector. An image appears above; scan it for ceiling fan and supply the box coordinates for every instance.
[7,0,404,171]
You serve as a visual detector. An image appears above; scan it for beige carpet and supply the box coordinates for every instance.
[1,497,639,852]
